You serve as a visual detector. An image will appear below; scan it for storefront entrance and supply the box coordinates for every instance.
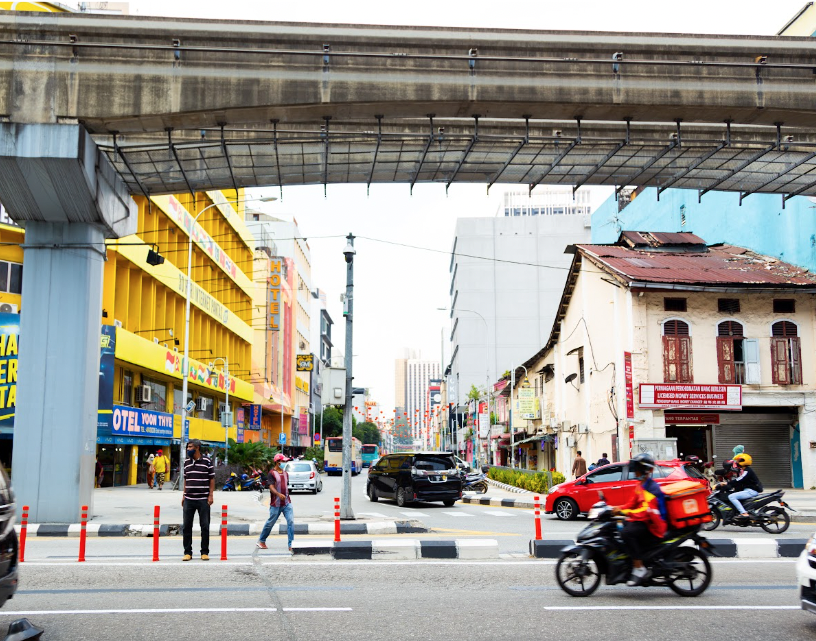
[97,444,129,487]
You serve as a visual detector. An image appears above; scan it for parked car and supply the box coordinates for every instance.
[797,533,816,613]
[0,468,17,605]
[545,459,709,520]
[283,460,323,494]
[367,452,463,507]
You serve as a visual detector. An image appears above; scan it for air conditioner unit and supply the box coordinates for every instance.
[549,417,559,429]
[561,420,571,432]
[135,385,152,404]
[577,424,589,434]
[114,319,123,328]
[0,303,17,314]
[218,402,228,416]
[566,435,576,448]
[153,337,159,344]
[196,397,210,412]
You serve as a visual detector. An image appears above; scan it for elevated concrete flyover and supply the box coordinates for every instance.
[1,13,816,196]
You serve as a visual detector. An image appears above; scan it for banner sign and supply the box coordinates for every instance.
[236,407,245,429]
[664,413,720,424]
[245,404,261,429]
[269,258,282,330]
[639,384,742,411]
[298,409,309,435]
[518,387,535,415]
[97,324,117,431]
[0,313,18,428]
[296,354,314,372]
[111,405,174,438]
[624,351,634,419]
[478,413,490,438]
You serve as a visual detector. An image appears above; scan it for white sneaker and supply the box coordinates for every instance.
[626,566,648,587]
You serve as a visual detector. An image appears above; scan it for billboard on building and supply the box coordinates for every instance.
[0,313,18,429]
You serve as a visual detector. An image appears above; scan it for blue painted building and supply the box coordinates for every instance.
[592,188,816,272]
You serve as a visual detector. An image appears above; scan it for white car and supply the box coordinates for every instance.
[797,535,816,613]
[283,460,323,494]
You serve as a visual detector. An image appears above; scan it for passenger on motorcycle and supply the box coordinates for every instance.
[718,453,763,519]
[611,452,668,586]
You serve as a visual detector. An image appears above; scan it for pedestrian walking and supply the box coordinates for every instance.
[153,449,170,490]
[597,453,611,467]
[182,439,214,561]
[256,453,295,552]
[146,453,155,489]
[572,451,587,478]
[95,456,104,488]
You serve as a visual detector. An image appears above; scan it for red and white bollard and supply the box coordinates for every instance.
[19,505,28,563]
[220,505,228,561]
[78,505,88,562]
[152,506,160,562]
[534,495,542,541]
[334,497,341,542]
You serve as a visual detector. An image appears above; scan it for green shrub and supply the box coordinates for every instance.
[552,471,566,485]
[485,467,561,494]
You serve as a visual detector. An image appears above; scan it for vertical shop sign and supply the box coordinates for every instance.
[624,351,634,420]
[97,324,117,431]
[269,258,282,330]
[299,409,309,435]
[245,404,261,430]
[0,313,19,428]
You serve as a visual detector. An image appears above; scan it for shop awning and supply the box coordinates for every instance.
[491,433,511,440]
[97,436,174,446]
[513,434,554,445]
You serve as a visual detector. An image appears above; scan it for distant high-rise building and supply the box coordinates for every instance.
[394,348,421,412]
[394,356,441,438]
[498,187,591,217]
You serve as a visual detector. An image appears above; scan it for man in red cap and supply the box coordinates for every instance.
[153,449,170,490]
[256,453,295,551]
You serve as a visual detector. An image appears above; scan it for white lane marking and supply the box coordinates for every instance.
[357,512,387,518]
[400,511,429,517]
[442,512,472,517]
[540,606,799,611]
[0,607,353,616]
[484,510,514,517]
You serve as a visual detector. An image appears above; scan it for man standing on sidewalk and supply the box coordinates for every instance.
[182,439,215,561]
[257,453,295,552]
[572,451,587,479]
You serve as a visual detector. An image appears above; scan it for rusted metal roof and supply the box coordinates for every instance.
[576,242,816,287]
[620,231,706,247]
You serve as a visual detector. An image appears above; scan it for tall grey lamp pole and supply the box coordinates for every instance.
[341,234,356,519]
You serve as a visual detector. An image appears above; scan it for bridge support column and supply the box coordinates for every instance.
[0,124,136,523]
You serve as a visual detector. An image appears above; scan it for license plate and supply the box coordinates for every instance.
[293,484,303,488]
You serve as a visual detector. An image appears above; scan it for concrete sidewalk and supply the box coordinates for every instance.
[20,485,427,535]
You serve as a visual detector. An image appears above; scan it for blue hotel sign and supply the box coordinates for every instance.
[111,405,174,439]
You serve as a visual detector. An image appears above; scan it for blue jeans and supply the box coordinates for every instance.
[729,489,759,514]
[259,502,294,547]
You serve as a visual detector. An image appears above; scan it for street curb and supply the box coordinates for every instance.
[14,520,428,538]
[485,478,533,494]
[462,495,537,509]
[291,539,499,560]
[529,537,808,559]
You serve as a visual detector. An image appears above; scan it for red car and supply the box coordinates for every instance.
[545,459,709,520]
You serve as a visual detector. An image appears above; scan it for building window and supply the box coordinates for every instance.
[718,299,740,314]
[122,370,134,406]
[0,261,22,295]
[717,321,746,384]
[664,298,687,312]
[173,388,192,415]
[662,319,692,383]
[579,356,585,384]
[773,299,796,314]
[141,377,167,412]
[771,321,802,385]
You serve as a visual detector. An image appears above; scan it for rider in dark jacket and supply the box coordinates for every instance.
[718,453,762,518]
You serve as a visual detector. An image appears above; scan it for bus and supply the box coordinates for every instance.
[324,437,363,475]
[361,444,380,468]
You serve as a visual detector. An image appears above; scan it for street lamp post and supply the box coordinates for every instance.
[341,234,356,520]
[210,357,231,465]
[178,195,276,489]
[437,307,490,468]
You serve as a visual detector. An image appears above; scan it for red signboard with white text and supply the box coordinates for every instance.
[624,352,634,419]
[639,384,741,411]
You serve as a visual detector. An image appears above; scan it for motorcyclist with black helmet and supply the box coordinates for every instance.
[611,452,669,586]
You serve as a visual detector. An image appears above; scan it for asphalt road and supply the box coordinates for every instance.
[5,557,815,640]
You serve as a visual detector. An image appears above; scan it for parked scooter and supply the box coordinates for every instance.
[555,500,716,597]
[702,486,793,533]
[223,472,264,493]
[462,470,488,494]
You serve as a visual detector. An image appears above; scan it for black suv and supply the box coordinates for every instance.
[366,452,462,507]
[0,468,17,605]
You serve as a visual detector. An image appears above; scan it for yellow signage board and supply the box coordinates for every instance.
[115,328,254,402]
[295,376,310,394]
[296,354,313,372]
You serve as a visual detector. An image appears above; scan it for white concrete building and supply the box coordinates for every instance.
[447,213,592,419]
[515,231,816,488]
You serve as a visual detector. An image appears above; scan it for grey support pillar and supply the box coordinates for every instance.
[0,124,136,523]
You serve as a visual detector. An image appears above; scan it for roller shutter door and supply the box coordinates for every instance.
[713,420,793,488]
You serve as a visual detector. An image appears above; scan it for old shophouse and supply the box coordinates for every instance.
[509,232,816,488]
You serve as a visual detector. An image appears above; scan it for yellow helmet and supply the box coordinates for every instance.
[734,453,753,467]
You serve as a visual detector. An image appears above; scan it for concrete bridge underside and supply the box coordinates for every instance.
[2,13,816,198]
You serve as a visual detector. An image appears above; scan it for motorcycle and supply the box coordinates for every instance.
[223,472,265,493]
[702,487,793,533]
[462,470,488,494]
[555,500,716,597]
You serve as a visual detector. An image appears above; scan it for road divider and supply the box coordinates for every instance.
[529,537,809,559]
[290,538,499,560]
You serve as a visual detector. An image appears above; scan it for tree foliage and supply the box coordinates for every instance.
[353,421,381,445]
[212,439,278,469]
[467,384,481,401]
[318,407,359,439]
